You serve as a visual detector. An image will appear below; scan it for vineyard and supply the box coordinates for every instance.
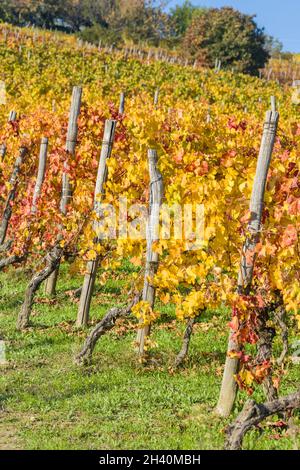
[0,24,299,451]
[262,55,300,84]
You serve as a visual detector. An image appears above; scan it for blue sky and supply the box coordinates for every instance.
[167,1,299,52]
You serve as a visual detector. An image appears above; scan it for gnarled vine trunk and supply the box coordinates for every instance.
[225,389,300,450]
[75,292,141,365]
[17,245,63,330]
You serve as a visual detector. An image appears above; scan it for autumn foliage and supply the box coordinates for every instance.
[0,24,299,395]
[183,7,270,75]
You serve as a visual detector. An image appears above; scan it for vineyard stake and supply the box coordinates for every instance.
[44,86,82,296]
[0,111,17,161]
[0,147,28,246]
[154,89,159,108]
[136,149,164,356]
[0,144,6,159]
[76,119,117,327]
[0,138,48,270]
[31,138,48,213]
[8,110,17,122]
[216,97,279,418]
[119,92,125,115]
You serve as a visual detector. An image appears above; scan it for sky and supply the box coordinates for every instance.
[167,0,299,52]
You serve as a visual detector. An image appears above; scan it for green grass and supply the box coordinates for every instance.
[0,264,299,450]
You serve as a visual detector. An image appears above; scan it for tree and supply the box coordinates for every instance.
[0,1,14,23]
[119,1,171,46]
[0,0,70,29]
[265,35,283,58]
[170,0,200,37]
[79,1,171,47]
[182,7,270,75]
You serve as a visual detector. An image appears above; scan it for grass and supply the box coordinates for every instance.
[0,263,299,450]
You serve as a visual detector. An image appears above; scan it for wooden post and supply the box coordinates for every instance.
[76,119,117,327]
[136,149,164,356]
[270,96,276,112]
[119,92,125,115]
[154,89,159,108]
[216,98,279,418]
[206,109,211,124]
[0,147,28,245]
[8,110,17,122]
[31,138,48,213]
[215,59,221,72]
[61,86,82,214]
[45,86,82,296]
[0,144,6,159]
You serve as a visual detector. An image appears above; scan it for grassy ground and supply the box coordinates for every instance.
[0,263,299,450]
